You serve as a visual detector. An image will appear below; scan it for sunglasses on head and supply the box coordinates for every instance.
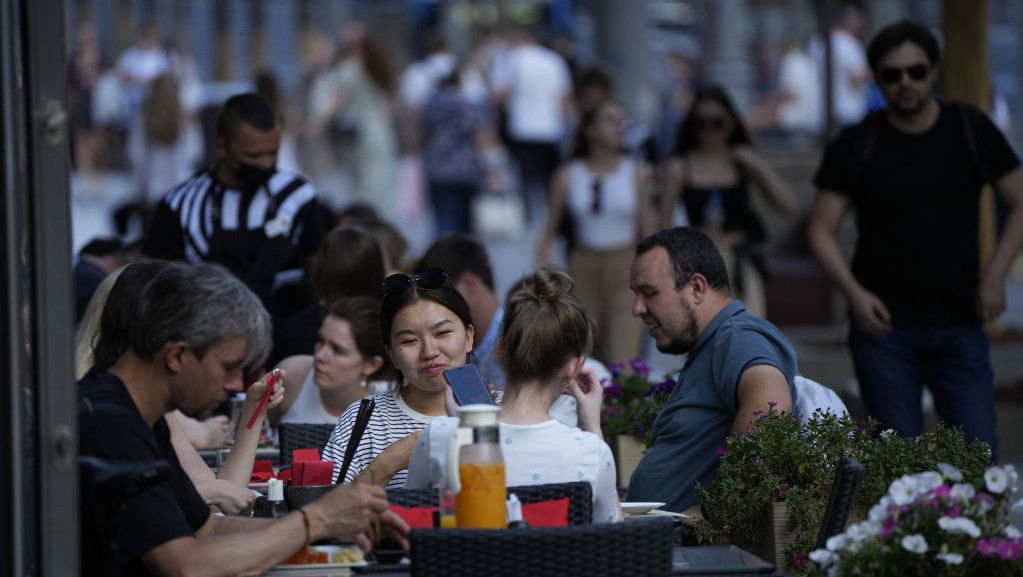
[694,115,727,130]
[382,268,448,295]
[878,63,929,84]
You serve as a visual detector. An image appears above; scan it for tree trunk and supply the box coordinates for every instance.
[943,0,998,335]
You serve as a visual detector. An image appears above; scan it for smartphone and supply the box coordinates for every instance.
[443,365,495,406]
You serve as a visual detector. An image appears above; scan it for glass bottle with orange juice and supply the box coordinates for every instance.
[448,405,506,529]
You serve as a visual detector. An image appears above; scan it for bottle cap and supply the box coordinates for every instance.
[268,478,284,501]
[457,404,500,428]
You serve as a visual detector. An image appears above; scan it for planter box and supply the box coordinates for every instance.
[608,435,646,488]
[751,502,866,572]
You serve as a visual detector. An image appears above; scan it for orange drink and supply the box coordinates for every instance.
[455,462,507,529]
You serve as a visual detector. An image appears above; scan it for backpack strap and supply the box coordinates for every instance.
[849,109,885,190]
[953,101,991,184]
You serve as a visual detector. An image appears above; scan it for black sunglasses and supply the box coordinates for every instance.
[694,115,727,130]
[591,179,602,213]
[382,268,448,295]
[878,63,929,85]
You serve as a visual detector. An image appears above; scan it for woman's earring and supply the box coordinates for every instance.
[360,376,368,388]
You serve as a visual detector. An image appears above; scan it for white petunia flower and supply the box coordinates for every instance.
[915,471,943,491]
[938,516,981,538]
[880,428,896,439]
[937,463,963,482]
[846,520,880,543]
[950,483,975,503]
[901,534,928,554]
[985,466,1009,494]
[889,476,921,505]
[809,549,838,567]
[936,551,964,565]
[1006,525,1022,539]
[826,532,861,553]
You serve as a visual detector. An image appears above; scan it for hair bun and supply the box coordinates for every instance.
[529,268,573,304]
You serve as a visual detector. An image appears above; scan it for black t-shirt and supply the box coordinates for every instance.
[813,101,1019,326]
[78,368,211,577]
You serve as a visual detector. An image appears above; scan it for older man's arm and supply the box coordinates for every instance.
[731,364,793,435]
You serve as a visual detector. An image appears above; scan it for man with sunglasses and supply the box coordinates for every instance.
[808,21,1023,461]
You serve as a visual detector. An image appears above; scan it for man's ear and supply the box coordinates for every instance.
[454,272,480,297]
[688,273,710,305]
[164,342,189,375]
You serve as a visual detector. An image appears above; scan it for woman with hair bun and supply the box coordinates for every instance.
[405,268,622,523]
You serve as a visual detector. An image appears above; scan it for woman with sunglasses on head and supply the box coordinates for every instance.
[322,268,474,488]
[536,98,651,366]
[659,85,799,319]
[405,268,622,522]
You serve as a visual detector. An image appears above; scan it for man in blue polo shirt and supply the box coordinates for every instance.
[626,227,798,515]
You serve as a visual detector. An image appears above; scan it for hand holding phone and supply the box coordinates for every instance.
[443,365,495,406]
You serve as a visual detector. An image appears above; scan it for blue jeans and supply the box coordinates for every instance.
[429,181,478,237]
[849,321,997,462]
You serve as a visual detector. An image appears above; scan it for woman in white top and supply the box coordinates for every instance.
[322,269,475,489]
[537,99,650,366]
[406,268,622,523]
[270,297,387,432]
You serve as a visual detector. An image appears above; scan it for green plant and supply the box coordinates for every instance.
[695,407,991,574]
[600,358,676,447]
[808,464,1022,576]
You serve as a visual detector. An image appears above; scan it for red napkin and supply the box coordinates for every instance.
[292,448,321,463]
[389,505,437,529]
[276,468,292,484]
[292,461,335,486]
[249,459,275,484]
[521,498,569,527]
[386,498,570,529]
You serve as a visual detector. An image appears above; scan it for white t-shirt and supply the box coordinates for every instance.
[322,388,433,489]
[492,44,570,142]
[776,49,822,133]
[405,417,620,524]
[279,369,339,427]
[810,30,867,126]
[566,159,638,250]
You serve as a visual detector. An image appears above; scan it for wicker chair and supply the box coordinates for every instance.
[815,456,866,549]
[277,422,335,467]
[410,517,675,577]
[387,481,594,526]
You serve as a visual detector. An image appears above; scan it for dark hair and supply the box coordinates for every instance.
[323,297,390,381]
[500,268,594,385]
[337,202,382,228]
[866,20,941,72]
[636,227,730,292]
[672,85,752,156]
[575,65,614,98]
[313,226,386,304]
[570,98,624,159]
[93,260,169,369]
[216,92,277,141]
[132,262,272,372]
[379,272,474,387]
[415,234,495,291]
[255,70,287,132]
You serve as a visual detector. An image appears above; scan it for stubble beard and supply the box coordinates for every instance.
[656,301,701,356]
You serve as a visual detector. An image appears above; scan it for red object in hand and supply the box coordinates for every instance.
[246,371,279,430]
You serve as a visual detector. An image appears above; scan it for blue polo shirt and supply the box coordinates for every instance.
[626,301,799,512]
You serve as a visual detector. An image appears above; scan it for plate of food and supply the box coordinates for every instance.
[264,545,367,575]
[620,502,667,516]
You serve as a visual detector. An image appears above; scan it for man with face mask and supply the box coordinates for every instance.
[144,92,327,320]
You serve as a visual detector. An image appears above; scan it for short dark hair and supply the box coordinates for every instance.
[575,65,614,97]
[866,20,941,72]
[415,234,495,291]
[635,227,730,292]
[216,92,277,141]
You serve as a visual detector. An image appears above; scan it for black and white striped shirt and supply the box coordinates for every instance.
[322,388,434,489]
[143,168,325,302]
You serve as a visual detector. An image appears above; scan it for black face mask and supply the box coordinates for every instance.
[232,160,276,191]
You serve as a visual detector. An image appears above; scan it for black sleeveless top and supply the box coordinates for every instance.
[682,158,767,242]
